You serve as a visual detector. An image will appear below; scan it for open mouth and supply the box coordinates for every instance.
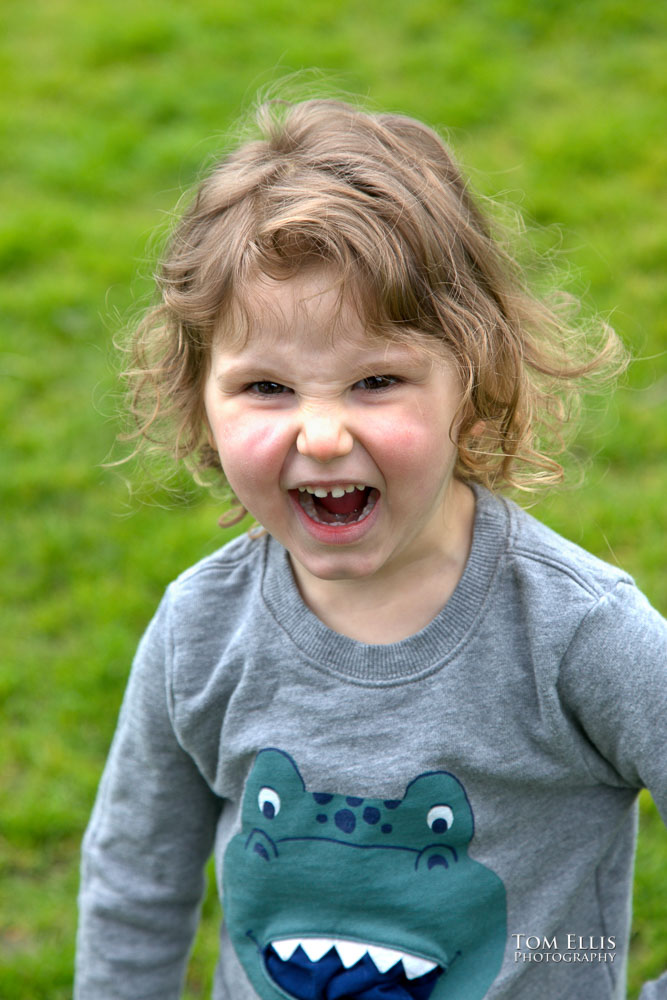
[265,936,442,999]
[294,485,379,526]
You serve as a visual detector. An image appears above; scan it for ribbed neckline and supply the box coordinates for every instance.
[260,485,509,685]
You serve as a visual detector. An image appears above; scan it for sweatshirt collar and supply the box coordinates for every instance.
[261,485,509,684]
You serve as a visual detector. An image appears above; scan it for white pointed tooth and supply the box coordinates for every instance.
[355,484,365,491]
[299,938,335,962]
[402,954,438,980]
[313,487,329,498]
[344,484,356,493]
[330,486,346,498]
[305,486,317,494]
[272,939,301,961]
[366,944,404,973]
[334,940,367,968]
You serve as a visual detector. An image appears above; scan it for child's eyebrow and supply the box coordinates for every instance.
[212,354,431,386]
[214,360,270,378]
[212,363,285,390]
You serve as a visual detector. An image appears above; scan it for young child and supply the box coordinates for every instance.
[75,98,667,1000]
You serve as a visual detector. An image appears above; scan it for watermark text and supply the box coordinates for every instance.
[512,934,616,964]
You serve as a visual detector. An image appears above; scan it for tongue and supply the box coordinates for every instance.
[317,488,367,515]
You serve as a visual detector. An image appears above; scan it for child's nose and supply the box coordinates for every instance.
[296,406,354,463]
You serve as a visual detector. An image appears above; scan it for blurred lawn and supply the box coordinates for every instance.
[1,0,665,997]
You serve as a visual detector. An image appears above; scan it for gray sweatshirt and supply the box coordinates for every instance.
[75,487,667,1000]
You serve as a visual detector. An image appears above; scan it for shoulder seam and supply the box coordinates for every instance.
[510,545,630,599]
[173,535,263,587]
[503,496,633,599]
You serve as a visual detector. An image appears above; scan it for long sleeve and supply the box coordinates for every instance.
[557,581,667,999]
[74,595,223,1000]
[558,582,667,821]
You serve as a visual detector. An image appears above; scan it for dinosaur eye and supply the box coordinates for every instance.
[427,805,453,833]
[258,787,281,819]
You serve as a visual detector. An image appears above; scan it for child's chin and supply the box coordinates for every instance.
[289,546,387,583]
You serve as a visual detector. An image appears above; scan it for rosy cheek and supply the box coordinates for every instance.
[382,426,419,449]
[217,418,288,483]
[374,423,424,461]
[375,419,455,472]
[229,421,286,454]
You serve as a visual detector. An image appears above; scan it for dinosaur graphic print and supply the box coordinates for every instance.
[223,749,507,999]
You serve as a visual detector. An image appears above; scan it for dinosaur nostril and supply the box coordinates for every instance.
[334,809,356,834]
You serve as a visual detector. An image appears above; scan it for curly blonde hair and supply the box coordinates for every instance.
[121,97,625,494]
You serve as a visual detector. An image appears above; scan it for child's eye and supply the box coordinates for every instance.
[247,381,292,396]
[354,375,400,391]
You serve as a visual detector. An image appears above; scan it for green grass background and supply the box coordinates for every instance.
[1,0,665,997]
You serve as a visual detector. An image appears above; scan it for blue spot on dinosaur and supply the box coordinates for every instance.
[223,749,507,999]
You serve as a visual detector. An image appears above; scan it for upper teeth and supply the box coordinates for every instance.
[298,484,365,498]
[271,937,438,980]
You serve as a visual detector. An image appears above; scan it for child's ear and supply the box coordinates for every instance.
[469,420,486,438]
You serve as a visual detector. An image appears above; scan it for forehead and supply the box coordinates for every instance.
[218,270,364,349]
[212,269,439,366]
[251,270,355,337]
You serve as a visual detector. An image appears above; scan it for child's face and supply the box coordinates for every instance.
[204,270,467,586]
